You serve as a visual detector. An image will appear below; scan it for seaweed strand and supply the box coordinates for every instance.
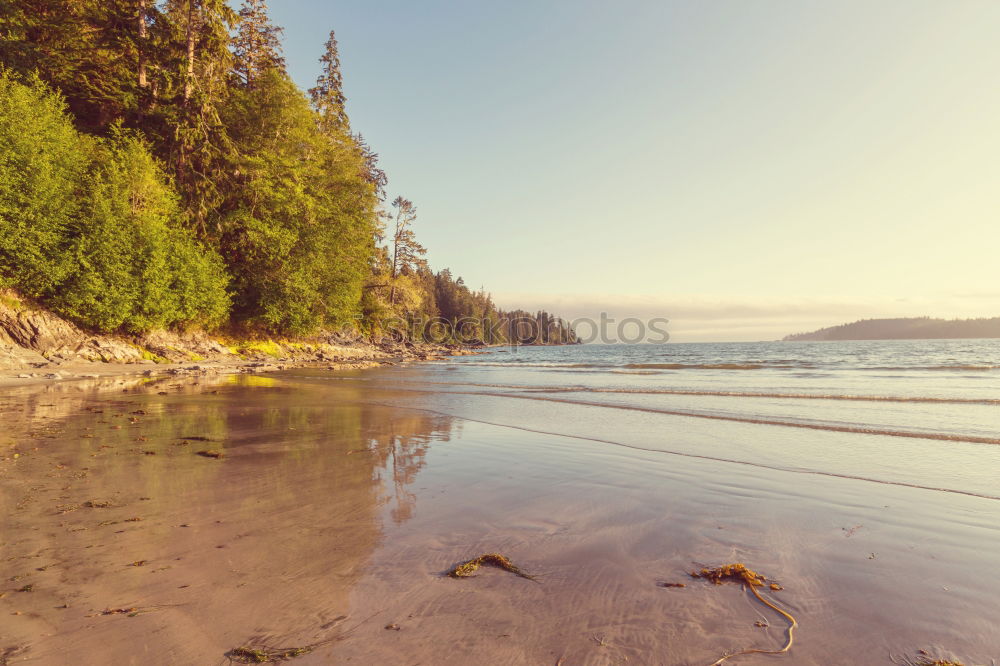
[447,553,536,581]
[690,563,797,665]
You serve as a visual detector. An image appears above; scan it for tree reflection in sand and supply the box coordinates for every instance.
[0,373,453,665]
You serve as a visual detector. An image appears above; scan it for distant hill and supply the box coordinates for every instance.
[783,317,1000,341]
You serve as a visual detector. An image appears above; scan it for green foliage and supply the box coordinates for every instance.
[231,340,282,358]
[137,347,169,363]
[220,69,376,334]
[0,0,141,132]
[0,5,577,343]
[0,72,229,333]
[53,130,230,332]
[0,70,83,294]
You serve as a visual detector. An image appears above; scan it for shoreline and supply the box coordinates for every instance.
[0,347,458,391]
[1,289,572,391]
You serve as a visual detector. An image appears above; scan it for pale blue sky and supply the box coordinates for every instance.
[268,0,1000,340]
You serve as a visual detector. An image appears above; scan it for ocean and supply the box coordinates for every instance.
[334,339,1000,499]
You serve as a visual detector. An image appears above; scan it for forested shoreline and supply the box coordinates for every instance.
[0,0,577,346]
[784,317,1000,341]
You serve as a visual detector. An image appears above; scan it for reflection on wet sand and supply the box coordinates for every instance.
[3,370,998,666]
[0,374,452,665]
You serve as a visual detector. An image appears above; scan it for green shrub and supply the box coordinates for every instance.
[54,130,231,332]
[0,71,230,333]
[0,70,84,294]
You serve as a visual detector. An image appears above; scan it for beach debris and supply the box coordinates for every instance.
[689,563,797,665]
[83,499,113,508]
[842,524,863,537]
[384,623,400,631]
[223,613,381,663]
[657,581,686,588]
[195,450,224,459]
[1,646,27,665]
[227,645,312,663]
[17,585,33,593]
[446,553,536,580]
[96,607,140,617]
[90,602,175,618]
[890,650,965,666]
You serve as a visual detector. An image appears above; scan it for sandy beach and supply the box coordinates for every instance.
[1,357,996,665]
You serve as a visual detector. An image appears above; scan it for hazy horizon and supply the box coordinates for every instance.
[270,0,1000,341]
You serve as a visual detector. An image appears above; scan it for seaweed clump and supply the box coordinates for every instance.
[195,450,224,459]
[691,563,768,587]
[891,649,965,666]
[447,553,536,581]
[690,563,797,666]
[228,646,311,663]
[912,657,964,666]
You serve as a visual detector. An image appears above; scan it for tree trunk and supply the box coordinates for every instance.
[137,0,148,89]
[183,0,197,104]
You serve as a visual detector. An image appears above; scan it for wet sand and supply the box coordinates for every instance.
[1,370,997,665]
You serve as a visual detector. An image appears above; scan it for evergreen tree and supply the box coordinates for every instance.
[388,196,427,307]
[353,132,388,201]
[309,30,349,133]
[0,11,579,343]
[220,69,377,333]
[233,0,285,88]
[161,0,237,235]
[0,0,144,131]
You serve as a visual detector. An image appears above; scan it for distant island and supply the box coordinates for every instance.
[783,317,1000,341]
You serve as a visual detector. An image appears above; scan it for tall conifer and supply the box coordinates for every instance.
[233,0,285,88]
[309,30,349,133]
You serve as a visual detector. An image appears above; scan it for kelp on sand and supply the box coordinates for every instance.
[690,563,797,666]
[447,553,536,581]
[227,645,314,664]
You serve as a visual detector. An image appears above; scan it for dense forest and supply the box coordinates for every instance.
[0,0,577,345]
[783,317,1000,341]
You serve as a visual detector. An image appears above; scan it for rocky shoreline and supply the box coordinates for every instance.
[0,291,478,386]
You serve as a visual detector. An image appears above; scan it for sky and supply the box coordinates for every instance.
[267,0,1000,341]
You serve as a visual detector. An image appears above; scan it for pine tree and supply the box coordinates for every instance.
[233,0,285,88]
[387,196,426,307]
[309,30,349,133]
[0,0,146,131]
[353,132,388,200]
[160,0,237,235]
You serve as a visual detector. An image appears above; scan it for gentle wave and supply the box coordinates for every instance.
[625,362,767,370]
[449,361,1000,372]
[876,365,1000,372]
[353,377,1000,406]
[359,383,1000,445]
[530,386,1000,405]
[487,392,1000,445]
[378,401,1000,502]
